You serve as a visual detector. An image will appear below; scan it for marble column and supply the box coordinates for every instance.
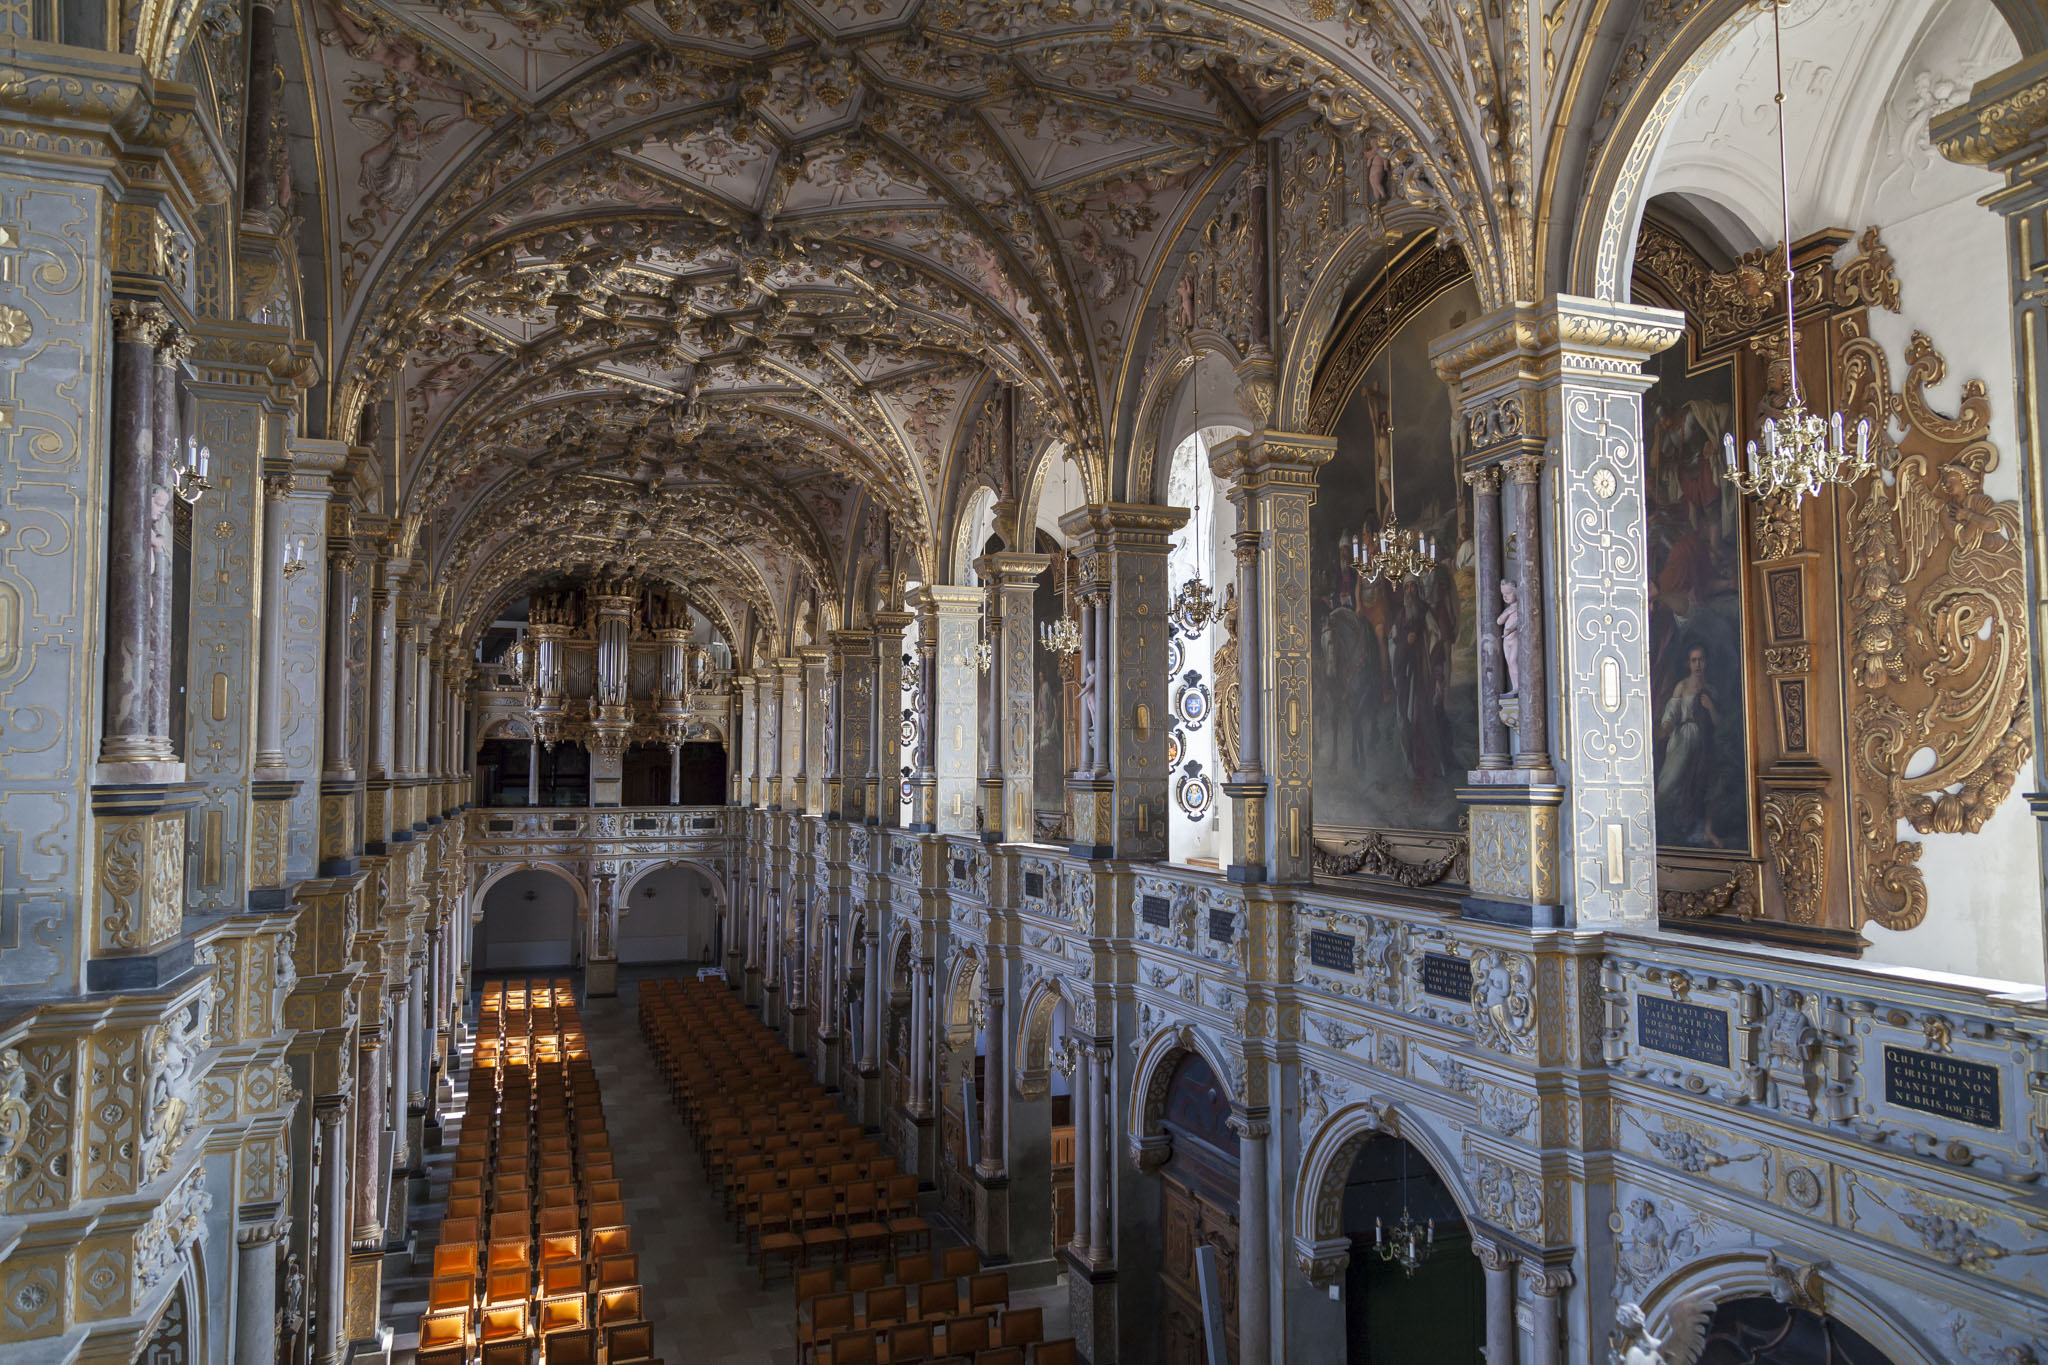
[386,985,411,1167]
[234,1212,286,1365]
[314,1105,351,1365]
[1468,466,1511,769]
[1067,1038,1092,1260]
[255,474,292,775]
[101,301,173,770]
[351,1033,385,1244]
[149,327,188,755]
[426,653,444,782]
[908,956,932,1117]
[394,614,417,780]
[860,928,882,1073]
[1085,1043,1110,1263]
[978,985,1005,1175]
[322,550,353,777]
[1524,1264,1572,1365]
[406,959,427,1108]
[241,0,279,213]
[1505,453,1550,772]
[979,580,1004,835]
[763,664,785,808]
[1228,1111,1271,1363]
[669,744,682,805]
[1473,1237,1518,1365]
[370,587,395,779]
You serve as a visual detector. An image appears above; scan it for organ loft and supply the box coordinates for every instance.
[2,0,2047,1362]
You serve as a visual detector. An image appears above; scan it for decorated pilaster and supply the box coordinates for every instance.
[1431,298,1682,929]
[734,674,759,807]
[802,646,829,816]
[587,579,636,806]
[910,586,981,833]
[777,656,803,809]
[1206,433,1333,882]
[1058,505,1188,860]
[830,630,876,822]
[871,610,911,827]
[976,553,1051,842]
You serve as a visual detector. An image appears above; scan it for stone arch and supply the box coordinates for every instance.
[138,1248,205,1365]
[1289,1098,1474,1286]
[617,858,725,906]
[472,860,590,918]
[1634,1250,1943,1365]
[1275,222,1445,436]
[952,484,1001,586]
[1122,333,1253,507]
[1127,1022,1240,1153]
[1012,435,1076,557]
[1014,974,1066,1101]
[943,944,985,1047]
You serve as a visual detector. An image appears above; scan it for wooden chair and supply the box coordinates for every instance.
[486,1239,530,1273]
[800,1187,846,1266]
[605,1320,657,1364]
[859,1284,908,1332]
[975,1349,1023,1365]
[595,1285,644,1327]
[594,1253,638,1291]
[536,1291,586,1336]
[478,1302,527,1344]
[418,1308,469,1356]
[886,1322,933,1363]
[940,1314,989,1356]
[998,1306,1043,1348]
[415,1345,465,1365]
[440,1217,480,1247]
[916,1278,957,1322]
[794,1267,837,1308]
[846,1259,887,1295]
[940,1246,978,1279]
[819,1329,878,1365]
[540,1260,584,1297]
[446,1195,485,1222]
[540,1230,580,1264]
[488,1211,528,1242]
[1035,1339,1080,1365]
[894,1253,934,1286]
[483,1268,530,1308]
[542,1326,596,1365]
[478,1341,530,1365]
[798,1292,855,1362]
[427,1276,472,1315]
[432,1243,479,1281]
[966,1271,1009,1315]
[588,1200,627,1230]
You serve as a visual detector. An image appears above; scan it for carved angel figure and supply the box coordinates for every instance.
[1214,582,1242,772]
[1609,1287,1719,1365]
[1076,649,1099,773]
[354,104,464,221]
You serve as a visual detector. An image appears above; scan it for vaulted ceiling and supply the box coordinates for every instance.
[259,0,1572,648]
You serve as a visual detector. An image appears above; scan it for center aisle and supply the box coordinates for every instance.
[580,976,800,1365]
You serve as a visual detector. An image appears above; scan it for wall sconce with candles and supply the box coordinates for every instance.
[172,435,211,505]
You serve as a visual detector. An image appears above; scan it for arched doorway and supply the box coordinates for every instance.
[1695,1298,1893,1364]
[474,867,582,971]
[616,862,721,965]
[1157,1051,1240,1365]
[1339,1134,1481,1363]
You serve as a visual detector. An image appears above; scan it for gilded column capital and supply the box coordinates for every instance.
[111,298,172,347]
[1932,49,2048,166]
[1502,450,1546,485]
[1464,464,1505,495]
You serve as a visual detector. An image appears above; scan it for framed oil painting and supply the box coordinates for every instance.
[1642,346,1751,852]
[1310,278,1482,834]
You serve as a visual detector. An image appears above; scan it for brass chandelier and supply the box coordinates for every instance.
[1722,0,1871,502]
[1355,343,1435,586]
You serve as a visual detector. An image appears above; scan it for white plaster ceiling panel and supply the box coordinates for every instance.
[624,128,778,207]
[795,0,924,39]
[778,145,942,212]
[859,34,991,95]
[620,0,776,54]
[376,0,612,104]
[1012,45,1226,123]
[1648,0,2014,245]
[753,51,870,135]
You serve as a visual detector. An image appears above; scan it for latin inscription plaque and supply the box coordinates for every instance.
[1883,1046,2001,1128]
[1636,996,1731,1068]
[1140,894,1171,928]
[1419,953,1472,1001]
[1024,871,1045,899]
[1207,909,1235,943]
[1307,929,1355,973]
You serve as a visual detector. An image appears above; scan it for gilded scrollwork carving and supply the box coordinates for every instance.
[1838,320,2032,930]
[1760,788,1828,927]
[1310,830,1465,887]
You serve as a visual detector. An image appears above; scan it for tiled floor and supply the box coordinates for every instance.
[385,965,1067,1365]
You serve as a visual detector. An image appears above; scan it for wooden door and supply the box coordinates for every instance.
[1160,1173,1240,1364]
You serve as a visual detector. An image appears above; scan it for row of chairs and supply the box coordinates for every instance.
[419,980,655,1365]
[638,978,1078,1364]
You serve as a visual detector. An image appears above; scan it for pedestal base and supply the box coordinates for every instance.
[585,961,618,997]
[972,1171,1011,1263]
[1061,1248,1118,1365]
